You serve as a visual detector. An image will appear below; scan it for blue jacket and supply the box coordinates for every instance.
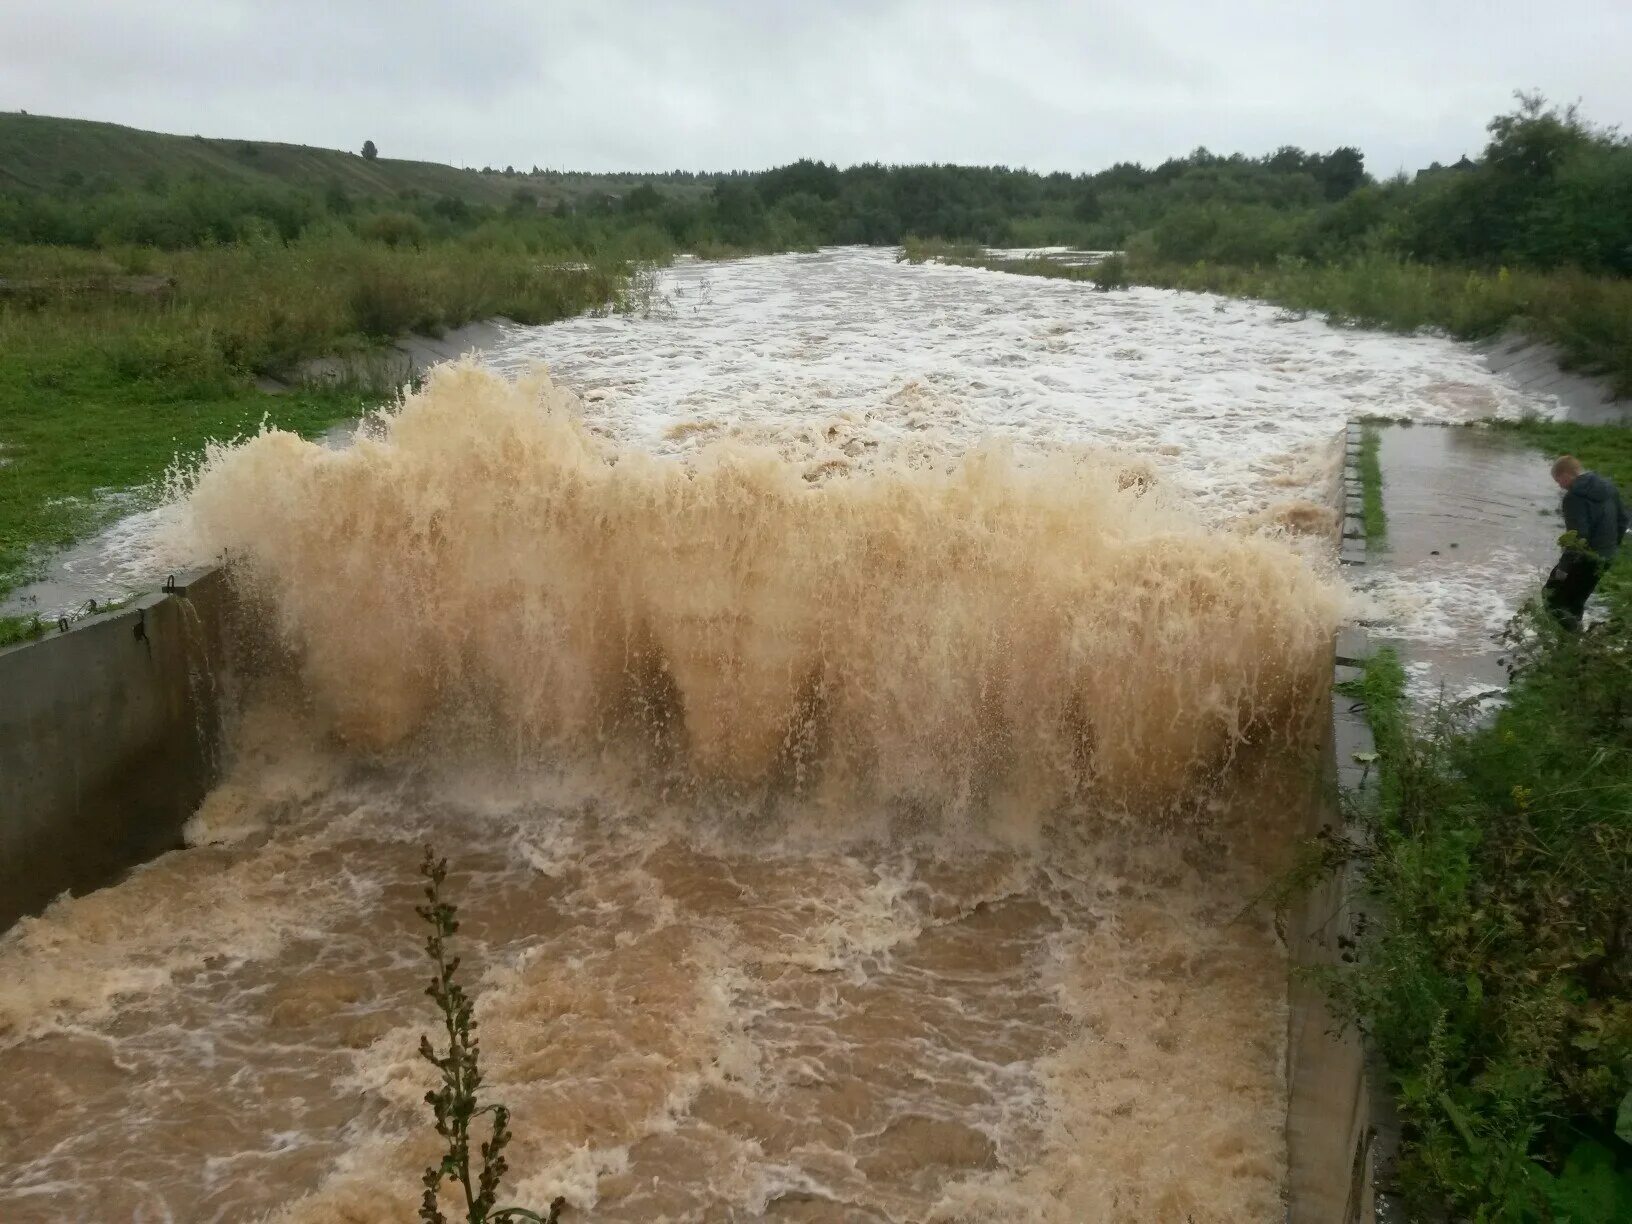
[1562,471,1629,563]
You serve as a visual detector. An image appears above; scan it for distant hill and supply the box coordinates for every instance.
[0,111,724,207]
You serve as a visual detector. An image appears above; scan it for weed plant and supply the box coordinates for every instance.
[415,848,564,1224]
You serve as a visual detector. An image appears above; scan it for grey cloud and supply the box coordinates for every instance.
[4,0,1629,175]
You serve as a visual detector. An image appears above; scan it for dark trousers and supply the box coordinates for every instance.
[1544,553,1604,631]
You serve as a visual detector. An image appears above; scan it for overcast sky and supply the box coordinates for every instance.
[5,1,1630,177]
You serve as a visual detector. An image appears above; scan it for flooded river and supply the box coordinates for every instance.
[0,249,1582,1221]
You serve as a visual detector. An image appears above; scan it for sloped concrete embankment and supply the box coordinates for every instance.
[1483,334,1626,425]
[0,569,228,930]
[0,424,1406,1220]
[256,316,516,393]
[0,325,514,930]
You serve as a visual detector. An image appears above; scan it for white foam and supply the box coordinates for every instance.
[482,248,1544,524]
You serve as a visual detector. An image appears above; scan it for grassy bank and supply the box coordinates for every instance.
[0,111,724,211]
[1338,620,1632,1218]
[0,231,643,600]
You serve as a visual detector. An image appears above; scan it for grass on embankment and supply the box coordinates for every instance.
[0,360,372,600]
[1335,621,1632,1219]
[1356,424,1387,546]
[0,233,640,600]
[0,110,723,211]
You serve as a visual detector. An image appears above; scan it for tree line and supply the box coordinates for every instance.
[3,94,1627,279]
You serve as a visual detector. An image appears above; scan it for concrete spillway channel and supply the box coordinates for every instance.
[0,424,1573,1220]
[0,568,228,930]
[1,569,1382,1220]
[4,246,1625,1217]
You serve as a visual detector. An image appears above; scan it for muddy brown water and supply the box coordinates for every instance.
[0,748,1303,1223]
[0,366,1335,1222]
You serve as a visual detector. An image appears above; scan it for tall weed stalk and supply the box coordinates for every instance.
[416,848,564,1224]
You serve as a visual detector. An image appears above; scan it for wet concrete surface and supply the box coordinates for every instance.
[1359,424,1563,702]
[1481,334,1628,426]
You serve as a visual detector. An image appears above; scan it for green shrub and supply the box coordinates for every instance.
[1090,252,1130,291]
[1330,614,1632,1219]
[897,236,984,264]
[359,211,430,250]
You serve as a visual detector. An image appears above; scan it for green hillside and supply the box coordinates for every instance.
[0,111,718,207]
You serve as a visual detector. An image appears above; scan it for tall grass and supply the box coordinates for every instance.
[1,231,636,378]
[1357,425,1386,545]
[897,236,985,264]
[0,229,652,597]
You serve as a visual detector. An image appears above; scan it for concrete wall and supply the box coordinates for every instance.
[1483,334,1626,426]
[257,317,516,393]
[0,568,227,930]
[1282,423,1401,1223]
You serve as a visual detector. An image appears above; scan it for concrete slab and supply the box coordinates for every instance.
[1335,626,1371,664]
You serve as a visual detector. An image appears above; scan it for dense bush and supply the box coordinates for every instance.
[1089,252,1129,291]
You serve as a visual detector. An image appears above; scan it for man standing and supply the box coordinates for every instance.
[1544,455,1628,630]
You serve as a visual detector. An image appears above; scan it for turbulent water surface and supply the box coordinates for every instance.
[0,249,1569,1222]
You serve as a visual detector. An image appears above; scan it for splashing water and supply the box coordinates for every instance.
[177,363,1339,817]
[2,358,1343,1220]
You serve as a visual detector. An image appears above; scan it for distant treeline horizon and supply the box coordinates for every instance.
[2,93,1629,280]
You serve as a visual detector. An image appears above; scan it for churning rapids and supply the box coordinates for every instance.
[0,249,1558,1222]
